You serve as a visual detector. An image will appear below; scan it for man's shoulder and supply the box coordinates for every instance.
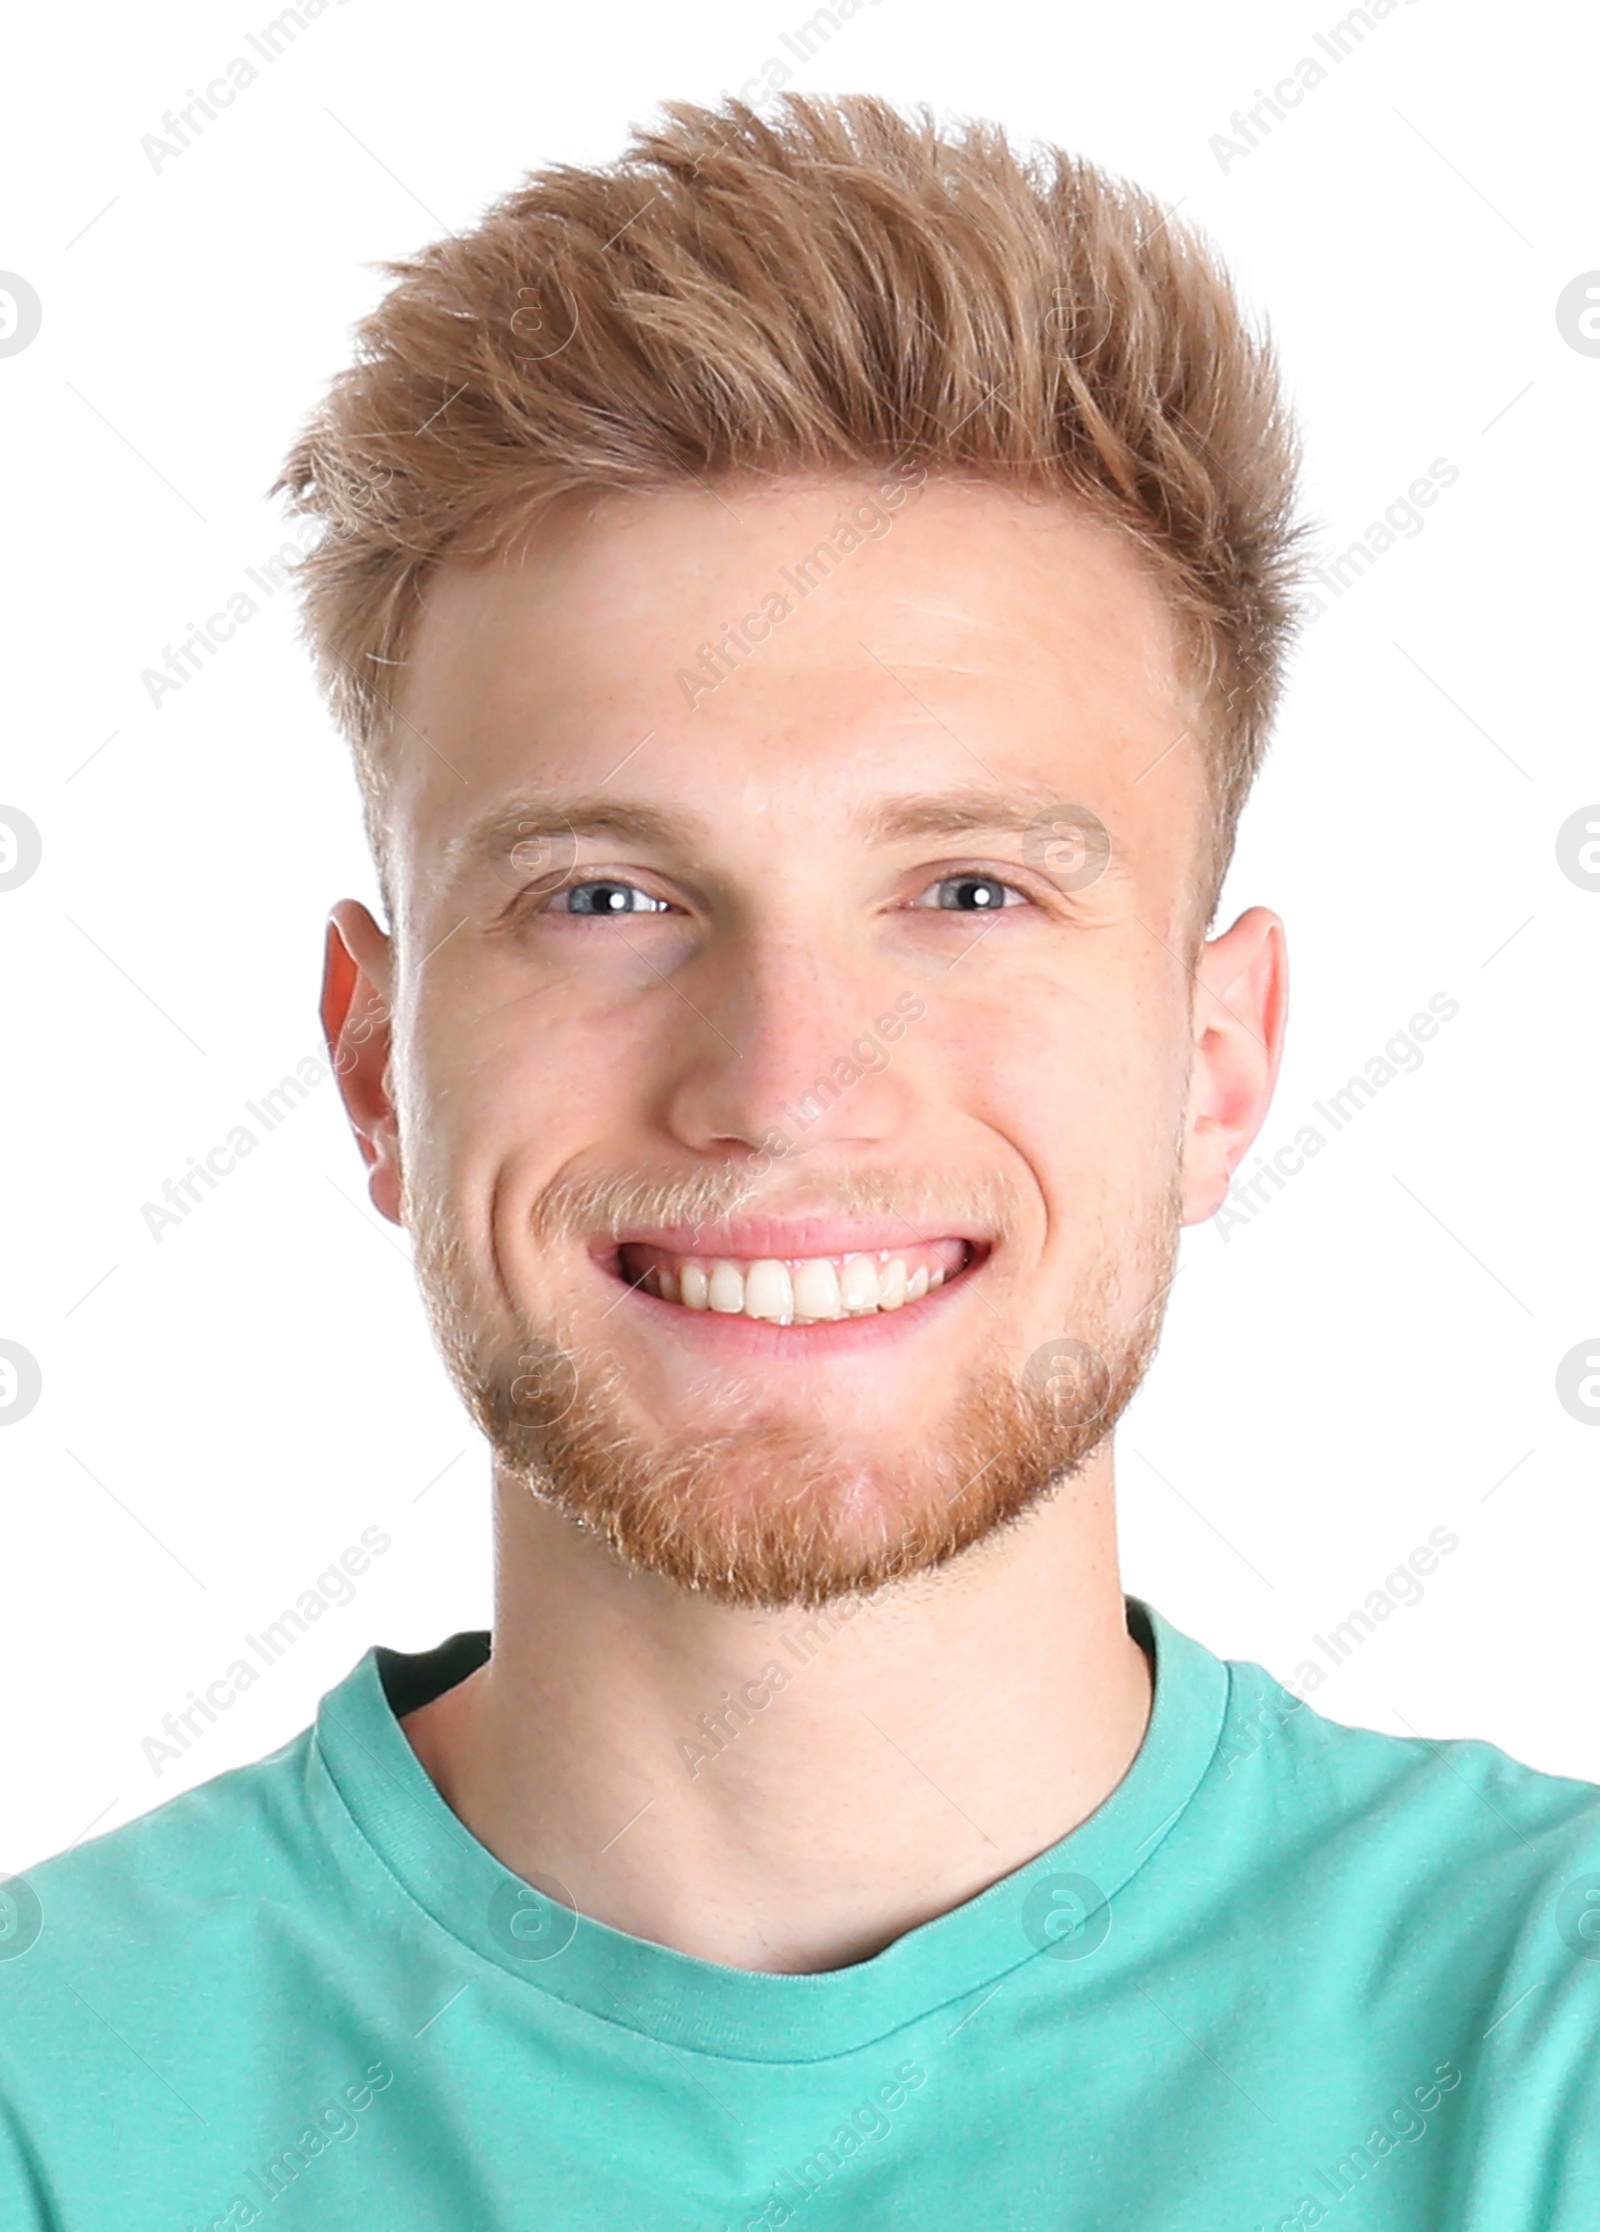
[0,1688,409,2230]
[1210,1647,1600,1947]
[1218,1646,1600,1830]
[5,1715,330,1979]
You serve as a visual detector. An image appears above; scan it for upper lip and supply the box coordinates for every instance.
[596,1219,984,1261]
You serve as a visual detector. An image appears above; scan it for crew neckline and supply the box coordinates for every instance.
[312,1596,1229,2064]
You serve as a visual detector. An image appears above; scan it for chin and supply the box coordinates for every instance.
[497,1375,1086,1613]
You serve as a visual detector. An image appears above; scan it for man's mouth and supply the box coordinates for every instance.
[604,1234,985,1326]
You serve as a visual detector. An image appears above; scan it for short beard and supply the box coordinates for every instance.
[409,1163,1182,1614]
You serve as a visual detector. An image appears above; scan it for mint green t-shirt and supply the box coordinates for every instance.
[3,1599,1599,2230]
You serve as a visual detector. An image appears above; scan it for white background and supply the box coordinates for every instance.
[2,0,1595,1872]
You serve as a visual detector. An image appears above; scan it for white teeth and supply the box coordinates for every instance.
[638,1248,970,1322]
[791,1258,842,1321]
[839,1254,880,1313]
[743,1259,794,1322]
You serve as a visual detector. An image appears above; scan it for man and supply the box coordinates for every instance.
[3,92,1596,2231]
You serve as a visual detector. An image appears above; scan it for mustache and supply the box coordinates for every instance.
[525,1163,1023,1250]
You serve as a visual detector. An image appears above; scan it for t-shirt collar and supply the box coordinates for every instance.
[312,1595,1228,2063]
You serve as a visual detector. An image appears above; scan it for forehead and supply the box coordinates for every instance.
[389,477,1206,882]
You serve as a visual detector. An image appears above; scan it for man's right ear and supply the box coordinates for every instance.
[321,900,403,1225]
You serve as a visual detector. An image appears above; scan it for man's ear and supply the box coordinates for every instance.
[1181,905,1288,1224]
[321,900,402,1225]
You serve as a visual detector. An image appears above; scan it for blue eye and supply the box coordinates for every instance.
[923,874,1026,912]
[551,880,670,916]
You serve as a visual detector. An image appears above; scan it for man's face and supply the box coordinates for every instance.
[330,477,1272,1609]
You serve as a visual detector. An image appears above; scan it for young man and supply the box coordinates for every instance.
[4,92,1596,2231]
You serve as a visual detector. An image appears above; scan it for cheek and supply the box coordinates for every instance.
[403,977,614,1193]
[962,989,1186,1207]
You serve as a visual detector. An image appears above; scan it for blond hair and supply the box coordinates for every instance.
[272,92,1307,920]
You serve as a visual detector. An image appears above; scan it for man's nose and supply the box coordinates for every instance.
[656,936,915,1159]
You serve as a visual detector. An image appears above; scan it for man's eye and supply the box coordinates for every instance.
[915,874,1029,913]
[546,879,671,917]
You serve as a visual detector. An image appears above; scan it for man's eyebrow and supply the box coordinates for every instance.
[449,794,707,877]
[858,786,1107,845]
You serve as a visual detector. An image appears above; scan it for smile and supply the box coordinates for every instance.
[601,1232,986,1327]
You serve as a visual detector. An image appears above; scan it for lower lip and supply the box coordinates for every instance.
[594,1259,980,1358]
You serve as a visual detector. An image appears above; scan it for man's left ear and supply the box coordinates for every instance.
[1180,905,1288,1224]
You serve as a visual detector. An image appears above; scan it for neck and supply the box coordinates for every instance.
[402,1447,1152,1974]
